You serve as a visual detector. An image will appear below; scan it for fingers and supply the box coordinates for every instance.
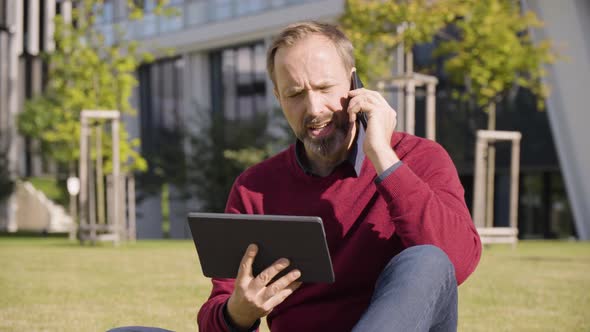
[251,257,291,289]
[347,93,373,122]
[237,244,258,282]
[261,280,303,312]
[347,89,394,120]
[348,87,367,96]
[262,268,302,300]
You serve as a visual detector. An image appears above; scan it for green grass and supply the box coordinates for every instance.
[0,238,588,331]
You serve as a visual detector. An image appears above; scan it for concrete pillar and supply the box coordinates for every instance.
[27,0,40,56]
[135,192,163,239]
[4,0,24,232]
[61,0,72,24]
[44,0,55,52]
[168,185,189,238]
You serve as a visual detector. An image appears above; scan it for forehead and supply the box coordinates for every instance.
[274,34,347,82]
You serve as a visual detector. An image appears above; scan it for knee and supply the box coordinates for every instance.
[381,245,456,288]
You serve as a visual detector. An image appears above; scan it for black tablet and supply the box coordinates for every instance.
[187,212,335,283]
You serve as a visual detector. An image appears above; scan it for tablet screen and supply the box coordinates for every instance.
[187,212,335,283]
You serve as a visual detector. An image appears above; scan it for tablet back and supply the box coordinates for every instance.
[188,213,335,283]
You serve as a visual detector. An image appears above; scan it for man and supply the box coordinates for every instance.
[197,21,481,332]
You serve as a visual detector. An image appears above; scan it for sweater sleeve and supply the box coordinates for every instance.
[197,178,260,332]
[375,141,481,285]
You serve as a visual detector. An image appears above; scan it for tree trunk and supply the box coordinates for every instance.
[485,103,496,228]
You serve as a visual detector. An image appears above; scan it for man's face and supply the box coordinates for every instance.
[273,34,355,162]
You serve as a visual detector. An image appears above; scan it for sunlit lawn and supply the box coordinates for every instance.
[0,236,588,331]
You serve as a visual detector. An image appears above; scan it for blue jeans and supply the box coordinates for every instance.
[352,245,458,332]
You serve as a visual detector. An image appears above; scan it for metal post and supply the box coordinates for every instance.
[405,80,415,135]
[118,174,126,241]
[128,174,136,242]
[68,192,77,240]
[404,51,415,135]
[426,83,436,141]
[88,135,96,243]
[79,117,88,242]
[112,118,120,244]
[473,132,487,228]
[96,124,105,226]
[510,134,522,248]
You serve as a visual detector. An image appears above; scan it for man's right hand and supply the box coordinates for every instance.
[226,244,303,330]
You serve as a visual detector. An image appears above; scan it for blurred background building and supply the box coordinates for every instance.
[1,0,588,240]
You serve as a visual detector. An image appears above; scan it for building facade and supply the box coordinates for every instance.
[0,0,73,231]
[2,0,588,240]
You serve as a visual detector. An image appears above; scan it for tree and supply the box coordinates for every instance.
[184,109,291,213]
[341,0,556,100]
[17,0,180,176]
[341,0,464,83]
[341,0,557,226]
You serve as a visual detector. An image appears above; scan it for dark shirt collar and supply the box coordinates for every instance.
[295,123,366,177]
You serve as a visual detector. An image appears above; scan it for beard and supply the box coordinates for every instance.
[295,111,351,159]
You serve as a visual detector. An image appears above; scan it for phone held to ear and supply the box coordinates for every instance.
[351,72,368,129]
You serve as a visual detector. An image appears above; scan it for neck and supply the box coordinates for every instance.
[307,153,347,177]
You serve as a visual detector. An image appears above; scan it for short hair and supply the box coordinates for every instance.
[266,21,355,89]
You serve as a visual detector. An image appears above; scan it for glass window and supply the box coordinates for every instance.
[159,14,183,33]
[210,0,233,21]
[211,42,267,120]
[101,24,114,46]
[140,14,157,38]
[271,0,287,7]
[186,1,207,26]
[254,44,266,81]
[236,0,268,16]
[236,47,253,85]
[222,49,237,120]
[159,0,184,33]
[138,57,184,154]
[94,1,114,24]
[143,0,157,12]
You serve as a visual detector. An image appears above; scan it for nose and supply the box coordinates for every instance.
[305,91,325,117]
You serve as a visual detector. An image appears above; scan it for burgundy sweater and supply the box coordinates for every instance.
[197,132,481,332]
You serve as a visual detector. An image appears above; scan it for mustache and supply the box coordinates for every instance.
[304,115,334,127]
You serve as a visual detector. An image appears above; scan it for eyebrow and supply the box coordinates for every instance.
[282,80,338,96]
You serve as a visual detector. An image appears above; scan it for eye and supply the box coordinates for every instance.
[287,91,303,98]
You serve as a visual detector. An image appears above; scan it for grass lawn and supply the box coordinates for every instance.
[0,237,588,331]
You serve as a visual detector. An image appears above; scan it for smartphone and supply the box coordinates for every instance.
[350,71,368,129]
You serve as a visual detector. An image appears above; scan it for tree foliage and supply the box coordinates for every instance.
[183,110,289,212]
[16,0,178,174]
[341,0,557,110]
[0,131,14,202]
